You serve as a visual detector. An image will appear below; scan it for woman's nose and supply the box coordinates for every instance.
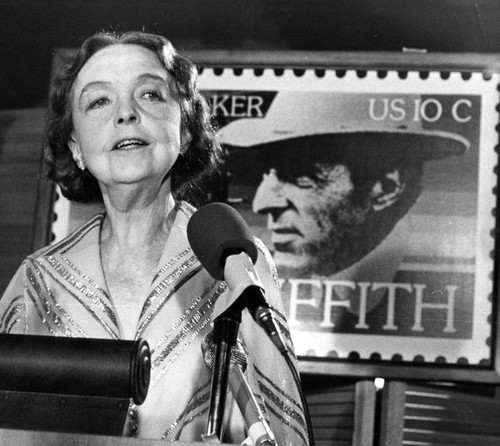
[252,169,288,215]
[114,97,140,126]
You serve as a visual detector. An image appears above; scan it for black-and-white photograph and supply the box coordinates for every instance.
[1,2,500,445]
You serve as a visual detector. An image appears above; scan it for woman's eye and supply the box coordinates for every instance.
[143,91,163,101]
[88,97,109,110]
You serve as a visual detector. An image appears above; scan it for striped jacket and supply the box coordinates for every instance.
[0,202,308,445]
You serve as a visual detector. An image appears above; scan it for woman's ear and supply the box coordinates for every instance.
[68,136,86,171]
[68,135,80,158]
[370,169,407,211]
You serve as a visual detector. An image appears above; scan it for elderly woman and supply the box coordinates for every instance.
[0,31,308,444]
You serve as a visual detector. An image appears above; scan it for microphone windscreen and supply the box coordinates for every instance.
[187,202,258,280]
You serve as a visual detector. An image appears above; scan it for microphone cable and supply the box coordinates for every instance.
[281,347,315,446]
[261,310,315,446]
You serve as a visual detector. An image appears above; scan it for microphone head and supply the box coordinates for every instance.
[187,202,258,280]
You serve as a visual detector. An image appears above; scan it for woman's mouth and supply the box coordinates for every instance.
[113,138,148,150]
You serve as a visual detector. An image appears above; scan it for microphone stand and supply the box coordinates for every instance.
[203,312,241,443]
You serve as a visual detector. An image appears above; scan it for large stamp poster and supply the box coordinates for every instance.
[44,51,500,379]
[197,69,499,367]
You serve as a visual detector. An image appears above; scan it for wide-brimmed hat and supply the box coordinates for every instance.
[218,91,470,160]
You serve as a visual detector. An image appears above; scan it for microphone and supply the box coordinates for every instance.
[191,204,316,446]
[187,202,258,281]
[187,202,287,354]
[202,332,276,446]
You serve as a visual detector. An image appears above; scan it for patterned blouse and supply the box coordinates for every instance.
[0,201,308,445]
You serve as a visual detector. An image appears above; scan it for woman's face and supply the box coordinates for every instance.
[69,44,183,192]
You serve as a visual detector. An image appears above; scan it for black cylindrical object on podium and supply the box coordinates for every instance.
[0,334,150,404]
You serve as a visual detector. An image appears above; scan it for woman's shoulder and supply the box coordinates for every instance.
[27,213,105,261]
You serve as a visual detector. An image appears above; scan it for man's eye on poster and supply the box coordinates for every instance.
[199,70,497,367]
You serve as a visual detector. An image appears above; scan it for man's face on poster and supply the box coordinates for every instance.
[252,158,374,277]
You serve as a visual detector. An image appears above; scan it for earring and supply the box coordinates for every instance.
[75,155,86,171]
[180,129,192,156]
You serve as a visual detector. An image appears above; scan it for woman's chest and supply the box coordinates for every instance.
[104,268,154,339]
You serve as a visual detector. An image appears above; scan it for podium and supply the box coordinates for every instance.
[0,335,238,445]
[0,428,237,445]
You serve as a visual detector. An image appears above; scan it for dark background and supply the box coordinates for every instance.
[1,0,500,110]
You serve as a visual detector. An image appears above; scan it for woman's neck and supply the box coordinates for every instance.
[97,183,177,339]
[100,181,176,249]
